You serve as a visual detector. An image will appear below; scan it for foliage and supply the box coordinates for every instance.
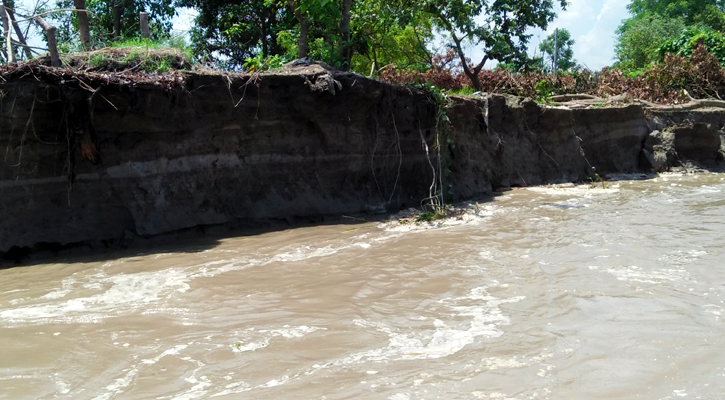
[615,0,725,71]
[179,0,294,69]
[350,0,434,76]
[535,79,554,103]
[381,44,725,105]
[422,0,568,90]
[539,28,576,72]
[658,27,725,63]
[181,0,435,73]
[614,15,686,71]
[627,0,725,30]
[416,210,442,222]
[243,53,288,72]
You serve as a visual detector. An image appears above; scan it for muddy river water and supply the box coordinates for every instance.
[1,174,725,400]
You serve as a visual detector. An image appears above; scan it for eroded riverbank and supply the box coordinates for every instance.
[1,62,724,259]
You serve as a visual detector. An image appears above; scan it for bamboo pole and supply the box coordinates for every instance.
[140,12,149,39]
[1,6,14,63]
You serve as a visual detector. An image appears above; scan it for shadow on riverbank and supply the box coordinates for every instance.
[1,191,510,269]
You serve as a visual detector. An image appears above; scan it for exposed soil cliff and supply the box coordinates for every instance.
[1,62,723,258]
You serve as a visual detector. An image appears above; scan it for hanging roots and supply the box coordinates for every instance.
[79,136,98,163]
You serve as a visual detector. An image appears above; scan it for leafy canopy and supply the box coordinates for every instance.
[615,15,686,71]
[627,0,725,30]
[615,0,725,70]
[423,0,568,89]
[658,27,725,64]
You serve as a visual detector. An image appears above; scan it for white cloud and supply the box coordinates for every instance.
[550,0,630,69]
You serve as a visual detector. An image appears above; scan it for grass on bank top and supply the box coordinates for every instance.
[27,36,194,74]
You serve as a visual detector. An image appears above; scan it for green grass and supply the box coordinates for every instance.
[110,34,193,62]
[447,87,477,96]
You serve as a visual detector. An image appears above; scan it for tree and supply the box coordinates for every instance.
[181,0,294,68]
[73,0,90,49]
[615,15,687,71]
[539,28,575,72]
[423,0,568,90]
[627,0,725,30]
[350,0,434,75]
[615,0,725,70]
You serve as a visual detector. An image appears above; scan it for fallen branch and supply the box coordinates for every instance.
[636,90,725,110]
[550,94,599,102]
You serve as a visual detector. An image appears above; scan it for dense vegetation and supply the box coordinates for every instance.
[2,0,725,103]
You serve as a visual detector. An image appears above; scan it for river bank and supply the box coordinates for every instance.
[1,60,724,261]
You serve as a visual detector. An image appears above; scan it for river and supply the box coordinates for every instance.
[1,173,724,400]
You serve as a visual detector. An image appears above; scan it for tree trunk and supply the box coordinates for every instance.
[286,0,308,58]
[113,0,125,39]
[338,0,353,70]
[260,22,269,56]
[434,11,488,91]
[34,16,60,67]
[465,71,481,91]
[73,0,91,49]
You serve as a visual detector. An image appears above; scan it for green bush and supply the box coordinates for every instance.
[658,27,725,64]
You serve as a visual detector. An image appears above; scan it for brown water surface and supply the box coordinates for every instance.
[1,174,725,399]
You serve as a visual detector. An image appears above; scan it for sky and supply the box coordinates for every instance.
[464,0,632,69]
[537,0,632,69]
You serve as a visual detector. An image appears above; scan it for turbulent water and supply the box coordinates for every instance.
[1,173,725,400]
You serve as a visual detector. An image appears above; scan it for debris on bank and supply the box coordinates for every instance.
[0,47,196,89]
[378,203,496,231]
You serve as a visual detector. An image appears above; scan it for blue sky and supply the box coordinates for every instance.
[465,0,632,69]
[538,0,631,69]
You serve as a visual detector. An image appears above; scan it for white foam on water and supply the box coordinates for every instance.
[687,185,721,196]
[524,184,619,196]
[268,245,340,263]
[38,277,74,300]
[0,268,194,324]
[658,250,707,268]
[52,374,70,395]
[231,325,324,353]
[171,362,212,400]
[91,344,189,400]
[0,224,390,326]
[659,389,689,399]
[0,251,292,325]
[605,265,690,284]
[209,375,292,398]
[702,304,723,322]
[203,284,524,397]
[342,284,524,363]
[472,391,517,399]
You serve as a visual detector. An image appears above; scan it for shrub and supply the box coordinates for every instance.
[380,45,725,104]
